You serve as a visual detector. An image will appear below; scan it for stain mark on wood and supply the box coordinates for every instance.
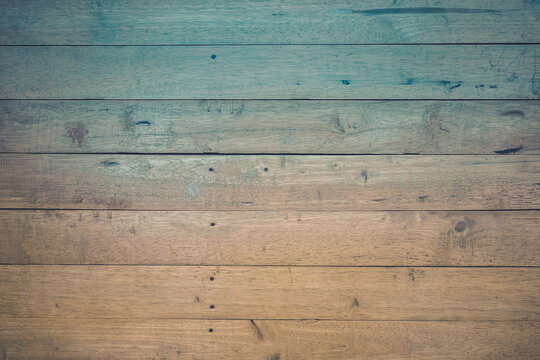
[267,353,280,360]
[67,122,88,147]
[331,113,345,134]
[493,145,523,154]
[101,159,119,167]
[500,110,525,117]
[440,80,463,93]
[121,106,136,132]
[250,320,265,341]
[361,170,368,183]
[454,221,467,233]
[72,196,84,204]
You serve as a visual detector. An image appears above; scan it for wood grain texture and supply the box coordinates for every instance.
[1,0,539,45]
[1,319,539,360]
[1,100,539,154]
[1,266,538,320]
[1,46,538,99]
[1,210,539,266]
[1,154,538,210]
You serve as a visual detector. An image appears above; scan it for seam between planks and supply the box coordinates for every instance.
[1,152,538,155]
[0,264,538,268]
[2,43,540,47]
[2,99,540,101]
[0,318,538,322]
[1,208,539,212]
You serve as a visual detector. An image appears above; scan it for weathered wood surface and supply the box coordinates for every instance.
[1,154,538,210]
[1,266,538,320]
[1,46,538,99]
[1,319,539,360]
[1,100,539,154]
[1,210,538,266]
[1,0,539,45]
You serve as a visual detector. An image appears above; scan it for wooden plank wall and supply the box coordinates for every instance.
[0,1,539,359]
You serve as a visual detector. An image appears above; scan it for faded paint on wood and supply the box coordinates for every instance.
[0,154,538,210]
[1,266,538,320]
[1,46,538,99]
[1,100,539,154]
[0,319,539,360]
[1,210,538,266]
[1,0,539,45]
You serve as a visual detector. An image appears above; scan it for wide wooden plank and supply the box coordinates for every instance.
[1,266,538,320]
[1,46,538,99]
[2,100,539,154]
[1,0,539,45]
[1,319,538,360]
[0,155,538,210]
[1,210,539,266]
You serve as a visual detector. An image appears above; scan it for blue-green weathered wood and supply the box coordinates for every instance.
[1,45,538,99]
[0,0,539,45]
[1,100,538,154]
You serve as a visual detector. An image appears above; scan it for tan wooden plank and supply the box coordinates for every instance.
[1,319,539,360]
[0,266,538,320]
[1,46,538,100]
[1,0,539,45]
[1,100,539,154]
[1,210,538,266]
[0,155,538,210]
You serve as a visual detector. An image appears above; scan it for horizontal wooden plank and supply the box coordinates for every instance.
[1,319,538,360]
[1,210,539,266]
[0,155,538,210]
[1,46,538,99]
[1,100,539,154]
[1,0,539,45]
[1,266,538,320]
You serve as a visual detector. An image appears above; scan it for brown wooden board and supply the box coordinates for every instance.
[1,266,538,320]
[1,210,538,266]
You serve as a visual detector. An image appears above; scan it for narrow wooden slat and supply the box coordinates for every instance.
[1,210,538,266]
[1,100,539,154]
[0,154,538,210]
[1,0,538,45]
[1,266,538,320]
[1,319,539,360]
[1,46,538,99]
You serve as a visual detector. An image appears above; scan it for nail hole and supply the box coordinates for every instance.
[209,328,214,332]
[209,167,214,172]
[341,80,350,85]
[264,167,268,172]
[210,222,216,227]
[210,276,215,281]
[211,54,217,59]
[209,305,215,309]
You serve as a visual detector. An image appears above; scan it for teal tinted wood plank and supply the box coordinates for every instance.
[1,101,539,154]
[0,45,538,99]
[0,0,538,44]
